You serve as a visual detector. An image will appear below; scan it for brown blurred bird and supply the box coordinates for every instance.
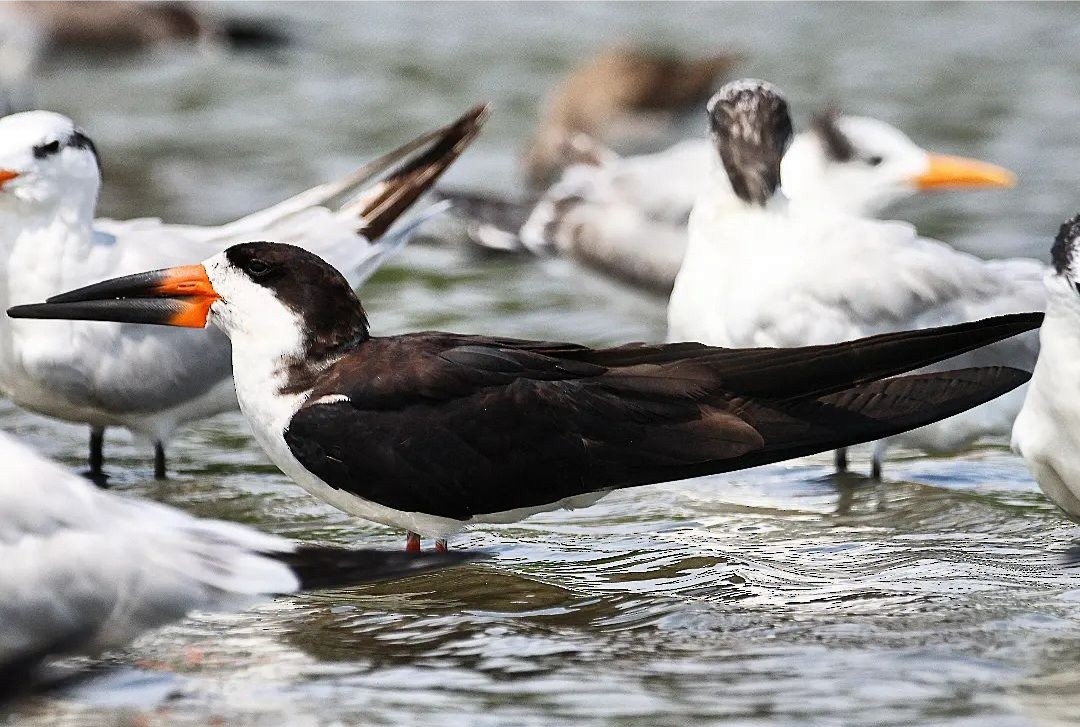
[524,44,739,187]
[2,1,287,54]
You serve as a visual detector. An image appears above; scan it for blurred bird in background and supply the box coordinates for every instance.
[0,1,288,113]
[522,44,739,189]
[668,79,1043,479]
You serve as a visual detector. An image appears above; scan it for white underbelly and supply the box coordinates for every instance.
[258,423,615,539]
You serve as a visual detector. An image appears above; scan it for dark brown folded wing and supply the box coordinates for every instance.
[284,316,1037,520]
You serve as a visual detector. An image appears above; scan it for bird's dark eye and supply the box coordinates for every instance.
[245,259,272,278]
[866,155,884,167]
[32,140,61,159]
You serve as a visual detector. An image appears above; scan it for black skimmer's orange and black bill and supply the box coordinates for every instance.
[8,243,1041,551]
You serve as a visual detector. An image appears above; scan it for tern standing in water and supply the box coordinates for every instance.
[668,79,1045,479]
[0,104,488,480]
[1014,216,1080,518]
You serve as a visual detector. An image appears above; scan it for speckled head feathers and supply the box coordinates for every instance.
[1052,214,1080,275]
[706,79,793,206]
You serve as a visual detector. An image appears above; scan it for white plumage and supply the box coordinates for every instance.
[0,108,481,475]
[0,430,297,666]
[518,113,1014,295]
[0,430,480,683]
[1013,219,1080,518]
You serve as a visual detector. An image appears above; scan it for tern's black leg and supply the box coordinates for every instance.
[406,531,421,553]
[89,427,104,477]
[153,442,167,480]
[870,441,887,482]
[79,427,108,483]
[834,448,848,473]
[82,427,109,487]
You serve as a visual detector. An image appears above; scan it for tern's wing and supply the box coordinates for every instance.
[91,104,489,290]
[719,216,1046,370]
[0,433,479,674]
[521,138,707,251]
[0,432,296,665]
[516,140,705,292]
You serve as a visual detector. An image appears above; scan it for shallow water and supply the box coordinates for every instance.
[6,2,1080,725]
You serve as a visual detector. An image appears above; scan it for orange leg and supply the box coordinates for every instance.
[406,531,421,552]
[435,539,448,552]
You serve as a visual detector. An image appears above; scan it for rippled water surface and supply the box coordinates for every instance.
[7,3,1080,725]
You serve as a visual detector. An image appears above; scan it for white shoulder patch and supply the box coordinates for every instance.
[310,393,350,406]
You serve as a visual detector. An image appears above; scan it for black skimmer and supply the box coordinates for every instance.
[668,79,1042,480]
[8,242,1041,550]
[0,430,479,699]
[0,104,488,481]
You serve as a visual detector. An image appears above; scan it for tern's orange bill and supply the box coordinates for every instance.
[7,264,218,328]
[913,154,1016,191]
[0,170,19,187]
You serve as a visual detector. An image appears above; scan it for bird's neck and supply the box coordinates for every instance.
[1013,286,1080,511]
[225,307,365,443]
[1022,289,1080,427]
[687,165,785,253]
[0,195,97,307]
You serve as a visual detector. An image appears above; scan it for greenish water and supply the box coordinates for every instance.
[6,3,1080,725]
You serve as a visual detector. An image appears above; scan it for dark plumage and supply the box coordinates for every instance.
[707,80,793,206]
[1051,213,1080,275]
[282,324,1033,520]
[809,107,856,163]
[269,546,481,591]
[213,240,1039,522]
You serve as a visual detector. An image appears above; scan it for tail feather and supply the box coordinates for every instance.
[212,103,490,242]
[647,365,1032,483]
[345,104,492,240]
[577,313,1043,401]
[434,189,533,233]
[433,189,533,253]
[711,312,1044,400]
[273,546,485,592]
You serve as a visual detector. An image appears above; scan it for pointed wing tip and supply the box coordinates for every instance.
[461,102,493,128]
[988,364,1034,389]
[281,546,489,592]
[353,103,492,240]
[6,304,42,319]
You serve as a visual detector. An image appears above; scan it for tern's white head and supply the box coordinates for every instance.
[781,111,1015,217]
[0,110,101,216]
